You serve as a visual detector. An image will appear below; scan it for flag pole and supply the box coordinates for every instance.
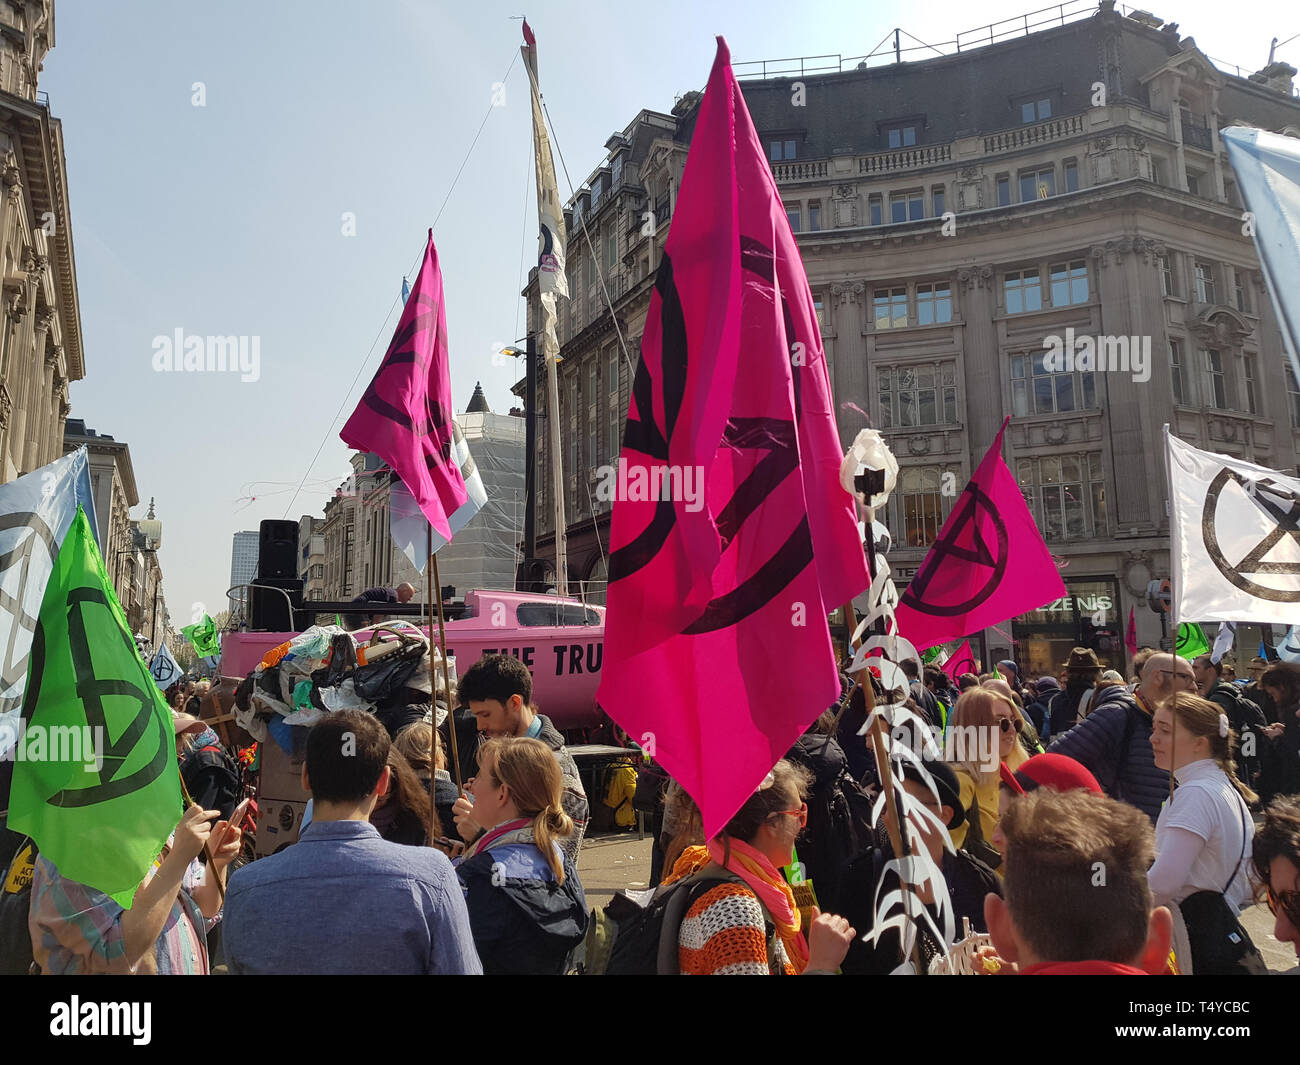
[429,545,462,792]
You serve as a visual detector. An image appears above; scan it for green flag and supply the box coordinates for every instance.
[181,614,220,658]
[8,507,182,908]
[1176,623,1211,660]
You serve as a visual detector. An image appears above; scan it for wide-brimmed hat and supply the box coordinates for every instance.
[171,711,207,735]
[1062,647,1102,672]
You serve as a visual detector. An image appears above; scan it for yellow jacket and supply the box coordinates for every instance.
[950,742,1028,850]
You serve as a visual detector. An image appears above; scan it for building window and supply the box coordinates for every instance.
[1020,98,1052,124]
[869,194,883,226]
[1234,269,1251,313]
[1243,354,1258,415]
[1018,453,1107,542]
[814,296,826,330]
[605,229,617,272]
[1011,353,1097,415]
[770,139,798,161]
[873,287,908,330]
[886,124,917,149]
[997,175,1011,206]
[1004,269,1043,314]
[1151,158,1163,186]
[1159,254,1177,297]
[932,186,945,216]
[611,155,623,188]
[915,282,952,325]
[877,363,959,429]
[890,191,924,223]
[1170,340,1187,405]
[586,255,596,288]
[1186,171,1201,197]
[1203,348,1227,409]
[1194,261,1216,304]
[887,465,958,548]
[1049,259,1089,306]
[1064,159,1079,192]
[786,204,801,232]
[1019,167,1056,202]
[808,200,822,231]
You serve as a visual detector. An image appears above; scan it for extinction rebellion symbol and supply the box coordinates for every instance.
[1202,470,1300,603]
[898,484,1009,617]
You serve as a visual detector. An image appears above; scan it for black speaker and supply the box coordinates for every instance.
[249,577,305,631]
[258,519,299,579]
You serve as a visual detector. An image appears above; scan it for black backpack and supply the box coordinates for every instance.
[0,836,37,975]
[796,766,876,906]
[1212,684,1267,790]
[181,742,244,822]
[592,867,777,975]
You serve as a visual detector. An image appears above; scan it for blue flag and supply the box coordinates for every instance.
[401,276,410,305]
[0,448,98,757]
[149,642,183,691]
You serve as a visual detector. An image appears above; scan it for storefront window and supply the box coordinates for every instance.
[1012,578,1122,678]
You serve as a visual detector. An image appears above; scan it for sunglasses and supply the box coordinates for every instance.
[1266,886,1300,928]
[769,802,808,826]
[998,717,1018,733]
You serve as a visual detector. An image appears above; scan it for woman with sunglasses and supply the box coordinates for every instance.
[676,759,856,975]
[947,689,1030,853]
[1252,796,1300,960]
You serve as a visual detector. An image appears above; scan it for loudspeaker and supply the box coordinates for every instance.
[249,577,305,631]
[258,519,299,579]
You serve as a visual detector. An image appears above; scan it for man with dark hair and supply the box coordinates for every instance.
[222,711,481,974]
[452,654,588,864]
[956,673,980,692]
[1252,797,1300,960]
[985,789,1172,974]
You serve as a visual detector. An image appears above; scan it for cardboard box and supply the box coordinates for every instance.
[257,728,311,803]
[255,798,307,858]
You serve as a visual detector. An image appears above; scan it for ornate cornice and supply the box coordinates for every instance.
[957,265,993,290]
[831,280,864,305]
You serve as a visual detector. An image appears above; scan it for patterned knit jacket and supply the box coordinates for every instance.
[677,882,791,976]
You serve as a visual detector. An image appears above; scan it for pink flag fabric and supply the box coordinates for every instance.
[895,417,1066,651]
[341,230,468,541]
[941,640,977,682]
[596,38,869,839]
[1125,606,1138,660]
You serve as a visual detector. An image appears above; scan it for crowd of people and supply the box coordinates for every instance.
[3,645,1298,976]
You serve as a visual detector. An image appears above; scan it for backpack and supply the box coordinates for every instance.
[181,743,244,822]
[1211,684,1267,789]
[587,867,777,975]
[0,836,37,975]
[796,766,876,906]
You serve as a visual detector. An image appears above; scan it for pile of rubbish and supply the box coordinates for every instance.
[232,623,451,744]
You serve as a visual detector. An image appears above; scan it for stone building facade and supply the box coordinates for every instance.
[532,2,1300,672]
[0,1,82,484]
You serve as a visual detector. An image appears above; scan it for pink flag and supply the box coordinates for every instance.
[895,417,1066,651]
[596,39,869,839]
[941,640,977,682]
[341,231,468,541]
[1125,606,1138,659]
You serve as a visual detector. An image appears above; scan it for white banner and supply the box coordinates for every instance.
[1167,426,1300,623]
[523,30,568,300]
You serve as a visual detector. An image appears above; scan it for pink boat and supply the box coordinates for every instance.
[219,589,606,731]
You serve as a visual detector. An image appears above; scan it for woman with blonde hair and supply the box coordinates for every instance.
[1147,692,1266,974]
[947,687,1031,858]
[394,720,460,841]
[453,736,588,974]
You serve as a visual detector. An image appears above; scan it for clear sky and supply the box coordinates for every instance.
[44,0,1297,622]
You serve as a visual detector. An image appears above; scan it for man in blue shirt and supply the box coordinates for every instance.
[223,710,481,974]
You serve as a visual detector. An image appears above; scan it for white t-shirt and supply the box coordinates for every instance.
[1151,759,1254,913]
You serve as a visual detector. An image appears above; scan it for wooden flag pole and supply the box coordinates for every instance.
[430,550,463,793]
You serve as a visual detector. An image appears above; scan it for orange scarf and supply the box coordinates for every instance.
[706,838,809,973]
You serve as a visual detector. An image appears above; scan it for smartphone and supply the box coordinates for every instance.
[214,798,252,851]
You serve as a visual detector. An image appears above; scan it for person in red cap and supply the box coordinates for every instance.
[984,789,1173,975]
[992,753,1102,857]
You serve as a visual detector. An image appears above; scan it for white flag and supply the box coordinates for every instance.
[522,22,568,301]
[1222,127,1300,390]
[1210,622,1236,665]
[1167,426,1300,624]
[149,643,183,691]
[390,420,487,574]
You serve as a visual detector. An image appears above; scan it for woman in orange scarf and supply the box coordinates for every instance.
[673,759,856,975]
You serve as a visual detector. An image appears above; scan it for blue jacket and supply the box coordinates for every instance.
[1047,691,1170,823]
[457,840,587,975]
